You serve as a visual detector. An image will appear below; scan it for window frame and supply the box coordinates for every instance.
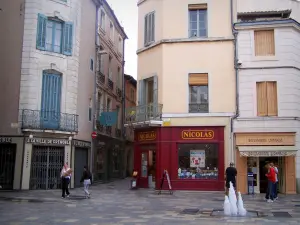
[144,11,155,47]
[45,19,63,53]
[253,29,275,57]
[188,9,207,38]
[108,56,112,79]
[100,10,106,31]
[109,21,114,42]
[256,81,278,116]
[189,85,209,113]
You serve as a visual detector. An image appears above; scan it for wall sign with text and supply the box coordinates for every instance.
[138,131,156,141]
[235,133,296,146]
[181,130,214,140]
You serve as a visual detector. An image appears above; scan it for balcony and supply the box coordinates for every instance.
[125,103,163,127]
[189,103,209,113]
[21,109,78,133]
[97,71,105,85]
[116,87,122,98]
[108,78,113,90]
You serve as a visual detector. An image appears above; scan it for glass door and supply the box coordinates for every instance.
[139,151,149,188]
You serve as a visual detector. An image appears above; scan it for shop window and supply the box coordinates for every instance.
[178,143,218,179]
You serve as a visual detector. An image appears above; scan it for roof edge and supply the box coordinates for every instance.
[234,18,300,28]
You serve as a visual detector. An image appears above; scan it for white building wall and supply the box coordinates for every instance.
[19,0,81,114]
[234,22,300,191]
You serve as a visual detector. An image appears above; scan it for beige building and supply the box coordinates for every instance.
[126,0,237,190]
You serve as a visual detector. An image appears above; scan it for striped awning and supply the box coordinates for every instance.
[238,146,297,157]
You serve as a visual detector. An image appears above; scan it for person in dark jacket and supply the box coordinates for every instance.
[80,166,91,198]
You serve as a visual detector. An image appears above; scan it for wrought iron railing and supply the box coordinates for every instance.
[116,87,122,98]
[108,78,113,90]
[125,103,163,123]
[189,103,209,113]
[97,71,105,84]
[21,109,78,132]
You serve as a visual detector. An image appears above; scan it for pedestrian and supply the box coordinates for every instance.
[265,163,276,202]
[225,162,237,196]
[272,162,279,200]
[80,166,92,198]
[61,163,71,199]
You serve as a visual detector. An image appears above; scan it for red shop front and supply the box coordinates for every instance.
[134,126,225,191]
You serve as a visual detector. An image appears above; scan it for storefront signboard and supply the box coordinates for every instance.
[0,137,12,143]
[26,138,70,145]
[138,131,156,142]
[181,130,214,140]
[190,150,205,167]
[73,140,91,148]
[235,133,295,146]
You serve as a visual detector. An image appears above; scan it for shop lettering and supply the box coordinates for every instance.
[0,137,12,143]
[181,130,214,140]
[73,140,91,148]
[27,138,70,145]
[138,131,156,141]
[248,138,283,143]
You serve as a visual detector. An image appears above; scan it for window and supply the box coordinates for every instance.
[254,30,275,56]
[117,67,121,88]
[90,58,94,71]
[178,143,218,180]
[256,81,278,116]
[106,98,111,111]
[99,46,104,73]
[108,56,112,79]
[36,14,73,55]
[109,22,114,41]
[188,4,207,37]
[130,88,135,101]
[188,73,208,113]
[144,11,155,46]
[97,92,102,117]
[116,105,120,128]
[100,10,105,31]
[88,98,92,121]
[118,36,123,53]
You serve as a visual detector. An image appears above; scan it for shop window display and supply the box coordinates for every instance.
[178,143,218,179]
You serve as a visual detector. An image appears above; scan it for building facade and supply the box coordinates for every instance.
[92,0,128,182]
[127,0,237,190]
[0,0,127,190]
[234,0,300,194]
[124,74,137,176]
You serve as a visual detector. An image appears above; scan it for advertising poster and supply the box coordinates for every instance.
[190,150,205,167]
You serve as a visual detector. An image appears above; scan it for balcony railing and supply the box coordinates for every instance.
[97,71,105,84]
[125,103,163,124]
[108,78,113,90]
[21,109,78,132]
[116,87,122,98]
[189,103,209,113]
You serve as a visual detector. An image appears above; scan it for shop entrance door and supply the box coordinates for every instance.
[278,157,285,193]
[139,151,149,188]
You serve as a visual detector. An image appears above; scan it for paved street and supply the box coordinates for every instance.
[1,179,300,225]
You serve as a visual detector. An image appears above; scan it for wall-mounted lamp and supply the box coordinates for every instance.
[69,136,73,141]
[29,134,33,139]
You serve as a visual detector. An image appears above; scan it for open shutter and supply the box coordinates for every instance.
[151,12,155,42]
[144,15,148,46]
[36,14,47,50]
[137,80,146,121]
[63,22,73,56]
[138,80,145,105]
[152,75,158,118]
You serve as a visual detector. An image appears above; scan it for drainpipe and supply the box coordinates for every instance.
[121,38,126,178]
[91,3,101,176]
[230,0,239,163]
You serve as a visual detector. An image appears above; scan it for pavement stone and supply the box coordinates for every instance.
[1,179,300,224]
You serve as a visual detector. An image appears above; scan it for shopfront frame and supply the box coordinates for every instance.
[134,126,225,191]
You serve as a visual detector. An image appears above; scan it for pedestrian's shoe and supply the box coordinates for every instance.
[61,197,65,199]
[267,199,273,203]
[66,195,70,198]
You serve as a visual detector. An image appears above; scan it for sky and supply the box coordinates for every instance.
[106,0,138,79]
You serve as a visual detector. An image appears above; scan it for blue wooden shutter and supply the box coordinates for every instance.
[63,22,73,56]
[144,15,148,46]
[36,14,47,50]
[138,80,145,105]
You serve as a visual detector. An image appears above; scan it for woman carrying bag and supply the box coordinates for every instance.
[80,166,92,198]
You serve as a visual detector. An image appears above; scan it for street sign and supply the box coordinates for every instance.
[91,131,97,139]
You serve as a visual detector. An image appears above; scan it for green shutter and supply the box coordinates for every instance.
[36,14,47,50]
[63,22,73,56]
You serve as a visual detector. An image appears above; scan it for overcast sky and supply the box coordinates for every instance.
[106,0,138,79]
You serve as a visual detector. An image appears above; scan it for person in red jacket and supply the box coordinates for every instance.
[265,163,276,202]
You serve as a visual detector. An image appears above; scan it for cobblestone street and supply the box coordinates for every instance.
[1,179,300,225]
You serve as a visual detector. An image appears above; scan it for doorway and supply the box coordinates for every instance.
[138,146,156,188]
[74,147,88,187]
[259,157,284,193]
[0,144,16,190]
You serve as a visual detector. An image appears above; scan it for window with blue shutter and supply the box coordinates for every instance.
[63,22,73,56]
[36,14,74,56]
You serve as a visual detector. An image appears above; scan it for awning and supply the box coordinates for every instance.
[238,146,298,157]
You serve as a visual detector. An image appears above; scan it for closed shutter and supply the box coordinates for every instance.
[151,13,155,42]
[254,30,275,56]
[188,73,208,85]
[144,15,148,45]
[285,156,296,194]
[36,14,47,50]
[256,82,268,116]
[188,4,207,10]
[236,150,247,194]
[63,22,73,56]
[266,81,278,116]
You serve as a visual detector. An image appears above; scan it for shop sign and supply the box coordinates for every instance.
[138,131,156,141]
[0,137,12,143]
[236,133,295,146]
[181,130,214,140]
[73,140,91,148]
[27,138,70,145]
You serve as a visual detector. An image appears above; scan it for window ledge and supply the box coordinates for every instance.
[49,0,69,6]
[252,56,278,61]
[37,50,66,59]
[162,112,235,118]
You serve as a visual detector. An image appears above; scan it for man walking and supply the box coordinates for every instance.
[225,162,237,195]
[272,163,279,200]
[265,163,276,203]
